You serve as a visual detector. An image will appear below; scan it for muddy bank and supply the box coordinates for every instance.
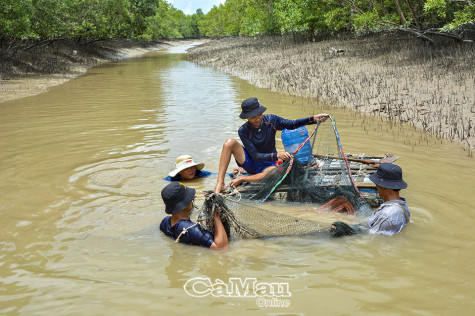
[0,39,178,103]
[188,34,475,154]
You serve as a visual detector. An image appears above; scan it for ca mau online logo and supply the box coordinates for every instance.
[184,277,292,308]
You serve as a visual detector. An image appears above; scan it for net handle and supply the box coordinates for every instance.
[291,122,319,155]
[328,115,364,199]
[304,121,320,181]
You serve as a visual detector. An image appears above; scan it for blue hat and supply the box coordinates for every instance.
[161,182,195,214]
[239,97,267,119]
[369,163,407,190]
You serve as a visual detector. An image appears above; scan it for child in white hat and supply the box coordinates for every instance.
[166,155,211,181]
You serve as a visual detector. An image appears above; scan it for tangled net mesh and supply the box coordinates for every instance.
[198,194,341,240]
[198,117,372,240]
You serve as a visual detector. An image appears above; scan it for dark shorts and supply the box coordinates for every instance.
[236,147,275,175]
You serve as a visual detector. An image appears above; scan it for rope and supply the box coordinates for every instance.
[175,223,198,243]
[264,120,321,200]
[262,156,294,202]
[224,186,242,202]
[292,122,319,155]
[328,115,364,199]
[262,120,319,202]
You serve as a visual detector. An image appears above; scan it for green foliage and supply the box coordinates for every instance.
[0,0,204,41]
[424,0,448,18]
[241,0,279,36]
[324,8,350,32]
[196,0,474,39]
[198,5,225,36]
[352,11,383,34]
[144,1,181,38]
[0,0,36,39]
[1,0,472,41]
[424,0,475,30]
[274,0,308,34]
[444,4,475,30]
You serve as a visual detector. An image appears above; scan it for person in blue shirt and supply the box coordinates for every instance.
[165,155,212,181]
[214,97,329,193]
[330,163,410,237]
[160,182,228,249]
[367,163,410,235]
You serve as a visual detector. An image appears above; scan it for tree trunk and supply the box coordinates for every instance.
[380,0,388,15]
[393,0,407,24]
[405,0,420,28]
[369,0,375,10]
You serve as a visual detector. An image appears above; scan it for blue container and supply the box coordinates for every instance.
[281,127,312,164]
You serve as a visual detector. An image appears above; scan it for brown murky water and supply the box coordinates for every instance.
[1,43,474,315]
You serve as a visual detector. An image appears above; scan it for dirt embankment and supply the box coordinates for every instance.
[188,34,475,154]
[0,39,174,103]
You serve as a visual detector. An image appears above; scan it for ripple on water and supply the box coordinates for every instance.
[62,155,162,236]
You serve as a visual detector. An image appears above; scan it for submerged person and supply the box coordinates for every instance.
[214,97,329,193]
[165,155,212,181]
[160,182,228,249]
[331,163,410,237]
[367,163,410,235]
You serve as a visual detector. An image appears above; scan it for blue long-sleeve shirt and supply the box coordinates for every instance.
[238,114,316,161]
[160,217,215,248]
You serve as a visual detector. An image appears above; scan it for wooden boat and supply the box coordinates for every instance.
[312,154,387,207]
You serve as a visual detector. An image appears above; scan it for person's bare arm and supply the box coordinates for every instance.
[210,211,228,249]
[229,166,275,188]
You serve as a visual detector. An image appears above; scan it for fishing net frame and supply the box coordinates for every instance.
[197,116,376,240]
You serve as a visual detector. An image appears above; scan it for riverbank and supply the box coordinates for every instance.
[0,39,185,103]
[188,34,474,154]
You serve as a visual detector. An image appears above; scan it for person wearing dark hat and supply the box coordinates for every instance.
[160,182,228,249]
[214,97,329,193]
[367,163,410,236]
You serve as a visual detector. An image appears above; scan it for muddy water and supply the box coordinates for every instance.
[1,43,474,315]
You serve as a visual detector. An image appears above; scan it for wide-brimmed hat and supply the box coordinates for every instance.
[169,155,205,177]
[239,97,267,119]
[161,182,196,214]
[369,163,408,190]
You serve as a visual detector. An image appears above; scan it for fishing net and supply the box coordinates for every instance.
[197,193,358,239]
[239,116,374,215]
[198,116,374,240]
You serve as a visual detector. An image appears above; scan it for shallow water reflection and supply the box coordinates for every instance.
[0,43,474,315]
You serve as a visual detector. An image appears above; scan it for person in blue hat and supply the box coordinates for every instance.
[160,182,228,249]
[367,163,410,235]
[214,97,329,193]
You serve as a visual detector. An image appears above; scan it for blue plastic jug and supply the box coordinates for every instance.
[281,127,312,164]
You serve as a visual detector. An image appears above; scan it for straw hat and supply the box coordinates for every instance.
[169,155,205,177]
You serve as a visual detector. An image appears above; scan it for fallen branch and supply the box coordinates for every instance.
[450,0,474,5]
[22,39,57,52]
[377,21,436,44]
[396,27,435,44]
[424,29,474,43]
